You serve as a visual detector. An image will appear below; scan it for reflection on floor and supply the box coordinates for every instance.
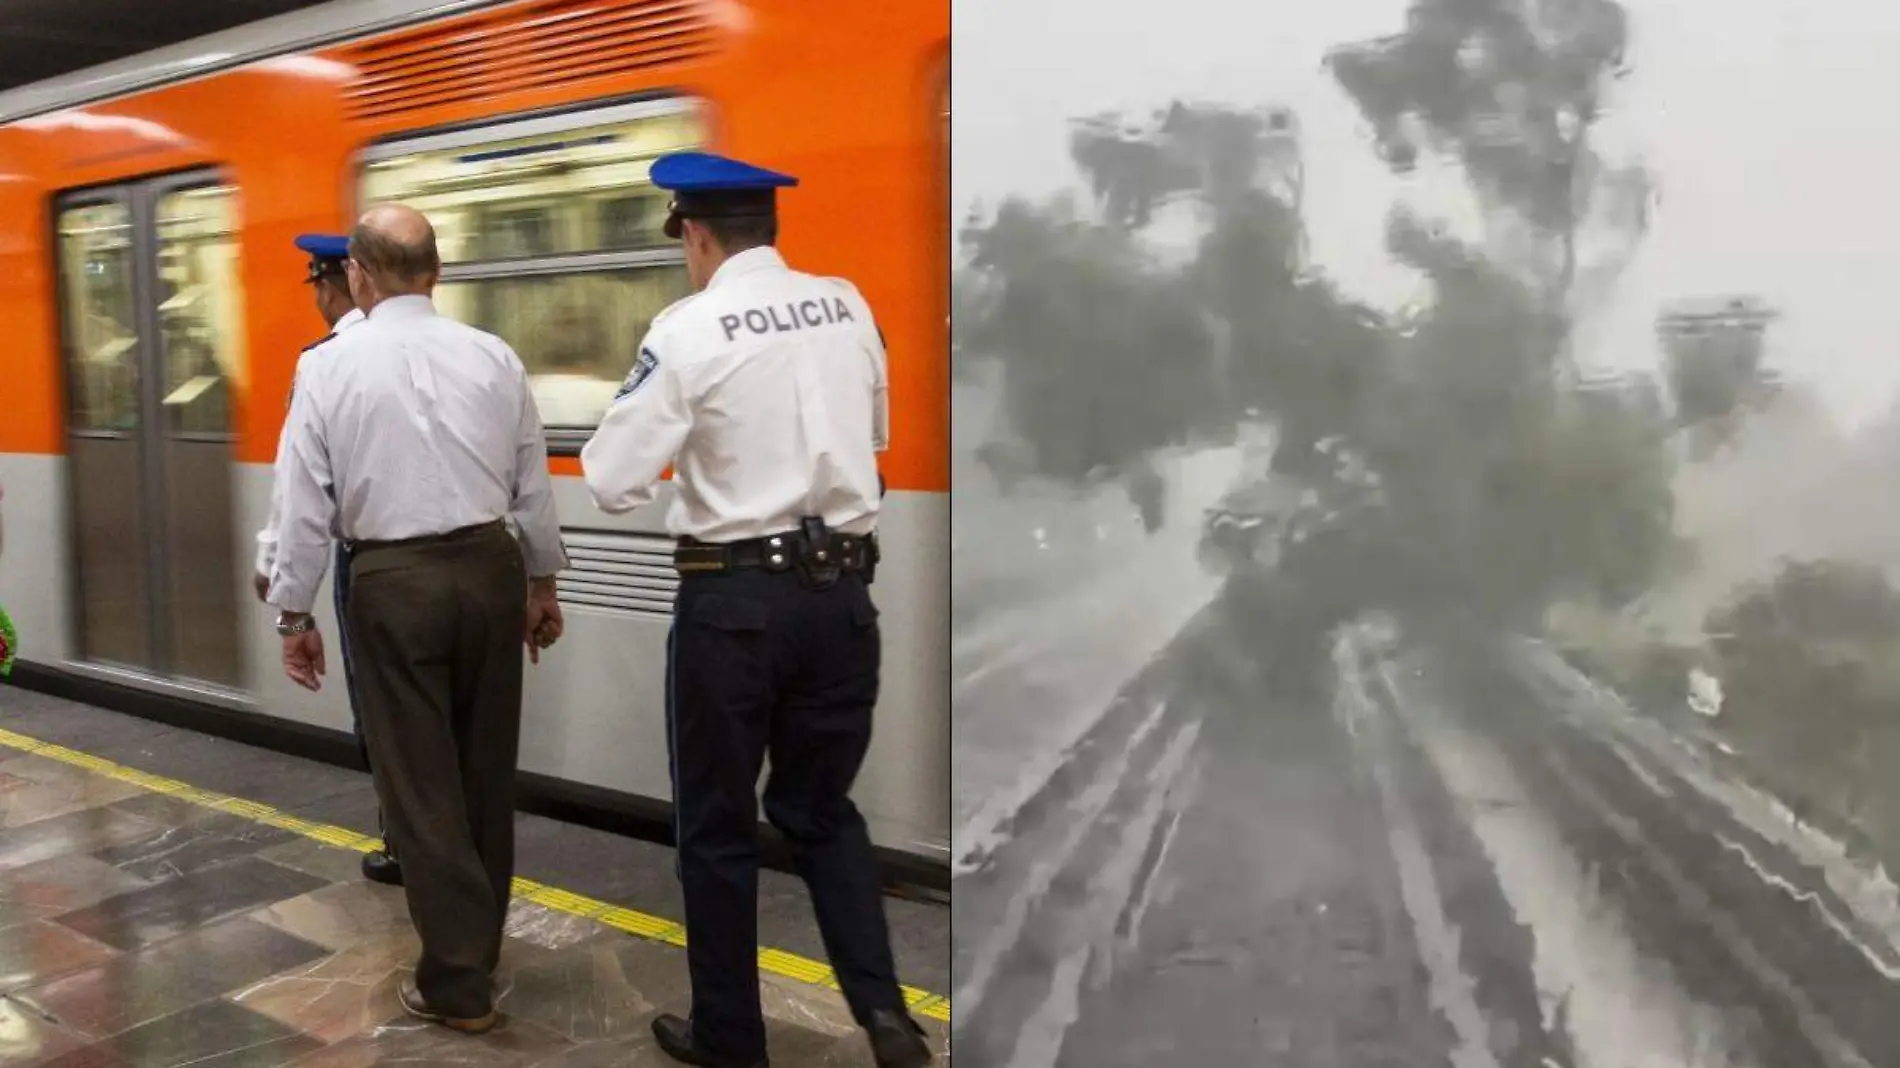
[0,713,949,1066]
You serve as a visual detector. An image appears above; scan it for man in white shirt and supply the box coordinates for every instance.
[267,204,569,1034]
[254,233,402,889]
[582,152,929,1068]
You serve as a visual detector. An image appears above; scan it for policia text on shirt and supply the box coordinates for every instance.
[716,295,859,341]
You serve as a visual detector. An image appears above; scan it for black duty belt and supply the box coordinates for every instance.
[674,527,877,582]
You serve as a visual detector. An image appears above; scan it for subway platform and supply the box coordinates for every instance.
[0,687,950,1067]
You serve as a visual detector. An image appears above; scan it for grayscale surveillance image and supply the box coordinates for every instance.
[952,0,1900,1064]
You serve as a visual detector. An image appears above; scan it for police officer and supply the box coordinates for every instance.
[255,233,400,887]
[581,153,931,1068]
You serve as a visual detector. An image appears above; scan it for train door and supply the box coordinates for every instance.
[55,172,247,690]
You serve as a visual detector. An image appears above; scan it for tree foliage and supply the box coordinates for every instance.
[956,197,1222,484]
[1703,561,1900,828]
[955,0,1679,626]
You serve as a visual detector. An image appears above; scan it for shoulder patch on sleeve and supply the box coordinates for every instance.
[614,347,661,402]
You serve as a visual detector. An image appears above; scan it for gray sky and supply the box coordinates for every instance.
[954,0,1900,424]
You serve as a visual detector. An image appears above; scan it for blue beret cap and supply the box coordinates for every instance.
[652,153,797,239]
[649,151,798,192]
[294,233,351,259]
[294,233,350,283]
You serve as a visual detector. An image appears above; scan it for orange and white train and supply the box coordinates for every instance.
[0,0,949,877]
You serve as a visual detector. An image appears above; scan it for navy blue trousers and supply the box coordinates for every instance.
[666,569,906,1058]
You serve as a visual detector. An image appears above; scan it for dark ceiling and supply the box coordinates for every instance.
[0,0,335,94]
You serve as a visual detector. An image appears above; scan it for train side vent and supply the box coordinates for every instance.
[558,529,678,620]
[341,0,719,121]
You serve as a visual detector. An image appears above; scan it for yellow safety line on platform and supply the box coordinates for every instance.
[0,724,952,1024]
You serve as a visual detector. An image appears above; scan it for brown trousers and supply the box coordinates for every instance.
[345,521,526,1018]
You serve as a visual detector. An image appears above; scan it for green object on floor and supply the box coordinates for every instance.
[0,604,14,677]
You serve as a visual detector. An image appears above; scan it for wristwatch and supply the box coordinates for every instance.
[275,612,316,637]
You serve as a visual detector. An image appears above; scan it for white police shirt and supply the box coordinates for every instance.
[267,295,570,614]
[254,306,365,579]
[580,246,889,541]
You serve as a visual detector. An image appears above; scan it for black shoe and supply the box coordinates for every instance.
[650,1013,768,1068]
[361,849,403,887]
[866,1009,931,1068]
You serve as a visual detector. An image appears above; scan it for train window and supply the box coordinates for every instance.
[57,202,141,432]
[361,99,703,438]
[155,185,246,437]
[359,104,700,264]
[437,266,691,430]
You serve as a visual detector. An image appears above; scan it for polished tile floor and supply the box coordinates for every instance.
[0,691,950,1067]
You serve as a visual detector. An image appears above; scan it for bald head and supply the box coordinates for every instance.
[348,203,440,306]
